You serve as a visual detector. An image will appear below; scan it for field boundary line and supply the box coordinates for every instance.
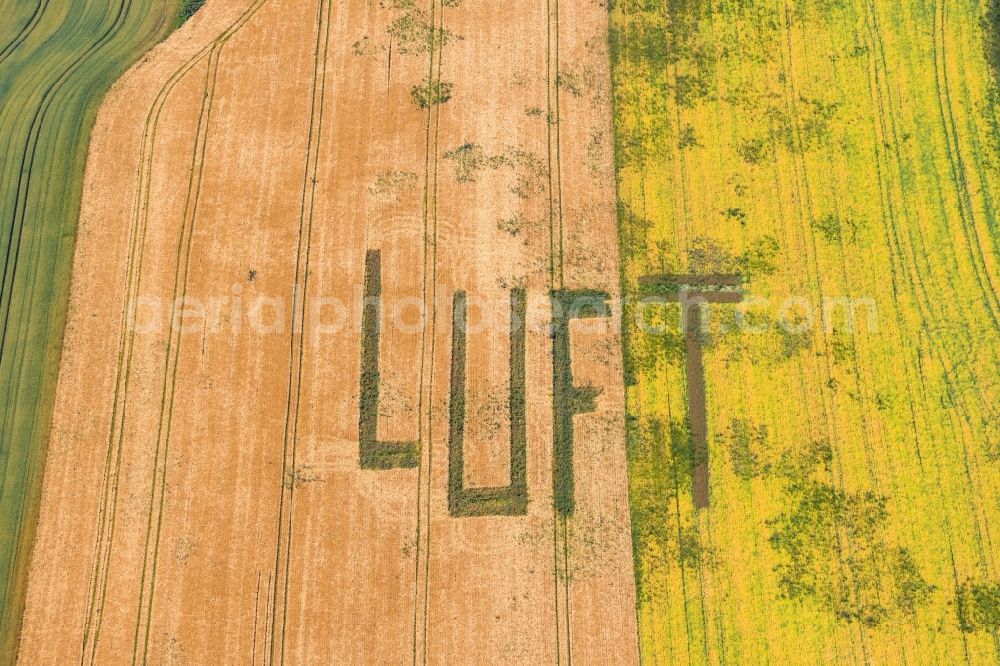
[0,0,136,374]
[0,0,138,438]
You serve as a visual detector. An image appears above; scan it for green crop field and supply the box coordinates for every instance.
[0,0,189,659]
[610,0,1000,663]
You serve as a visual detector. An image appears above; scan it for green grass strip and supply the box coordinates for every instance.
[550,288,608,517]
[358,249,420,469]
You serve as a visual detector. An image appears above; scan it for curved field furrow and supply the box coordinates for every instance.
[932,0,1000,332]
[74,6,278,662]
[863,0,997,580]
[854,6,985,641]
[848,4,991,660]
[0,0,49,67]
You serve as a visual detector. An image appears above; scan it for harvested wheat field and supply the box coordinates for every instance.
[16,0,637,663]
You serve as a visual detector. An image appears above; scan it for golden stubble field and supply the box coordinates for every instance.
[18,0,640,663]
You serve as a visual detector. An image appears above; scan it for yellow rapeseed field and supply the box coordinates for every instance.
[610,0,1000,663]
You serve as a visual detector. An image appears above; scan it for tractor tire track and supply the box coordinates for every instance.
[863,0,995,574]
[932,0,1000,331]
[859,7,993,659]
[411,0,445,661]
[130,43,224,666]
[266,0,333,662]
[0,0,49,67]
[0,0,178,657]
[547,0,585,660]
[78,3,272,663]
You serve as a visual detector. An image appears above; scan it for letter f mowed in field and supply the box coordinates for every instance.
[17,0,639,663]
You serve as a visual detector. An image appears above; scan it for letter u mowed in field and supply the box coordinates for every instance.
[3,0,1000,664]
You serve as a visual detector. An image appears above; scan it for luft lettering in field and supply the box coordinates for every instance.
[358,255,613,519]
